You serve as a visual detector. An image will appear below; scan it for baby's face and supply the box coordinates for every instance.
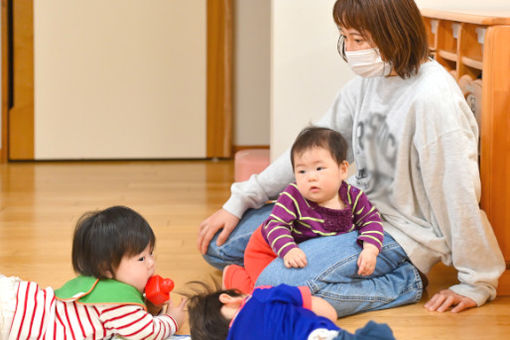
[113,244,155,293]
[293,147,348,207]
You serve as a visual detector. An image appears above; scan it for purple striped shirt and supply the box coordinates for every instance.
[261,181,384,258]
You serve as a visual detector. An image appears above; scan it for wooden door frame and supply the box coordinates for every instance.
[207,0,233,158]
[0,0,233,162]
[0,0,10,162]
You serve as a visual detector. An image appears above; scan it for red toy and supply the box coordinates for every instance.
[145,275,175,305]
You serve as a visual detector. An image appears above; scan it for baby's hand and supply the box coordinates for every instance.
[357,243,379,276]
[165,297,187,330]
[146,299,163,316]
[284,248,307,268]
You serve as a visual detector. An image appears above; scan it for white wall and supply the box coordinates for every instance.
[234,0,270,147]
[270,0,510,160]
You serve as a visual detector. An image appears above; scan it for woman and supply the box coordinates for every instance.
[197,0,504,316]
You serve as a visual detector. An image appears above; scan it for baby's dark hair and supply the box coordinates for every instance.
[72,205,155,279]
[184,281,243,340]
[290,126,348,169]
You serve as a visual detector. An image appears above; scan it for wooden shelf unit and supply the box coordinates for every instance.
[421,9,510,295]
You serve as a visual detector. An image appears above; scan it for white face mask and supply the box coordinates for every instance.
[345,48,392,78]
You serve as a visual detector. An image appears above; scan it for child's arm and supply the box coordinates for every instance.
[311,296,338,322]
[100,304,180,339]
[164,296,187,331]
[357,242,379,276]
[283,247,307,268]
[263,184,302,259]
[295,286,337,322]
[350,187,384,251]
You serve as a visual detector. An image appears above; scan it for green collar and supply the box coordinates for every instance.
[54,276,145,309]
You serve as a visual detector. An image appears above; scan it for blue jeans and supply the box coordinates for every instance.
[203,204,423,317]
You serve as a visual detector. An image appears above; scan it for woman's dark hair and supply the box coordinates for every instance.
[290,127,348,169]
[72,205,155,279]
[333,0,429,78]
[184,281,243,340]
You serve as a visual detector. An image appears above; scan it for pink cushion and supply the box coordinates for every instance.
[234,149,270,182]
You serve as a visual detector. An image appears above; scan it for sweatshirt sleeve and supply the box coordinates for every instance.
[418,129,505,306]
[223,149,294,218]
[223,83,358,219]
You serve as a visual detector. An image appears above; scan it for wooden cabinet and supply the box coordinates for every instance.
[421,9,510,295]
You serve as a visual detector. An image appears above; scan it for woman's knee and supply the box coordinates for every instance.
[203,205,273,268]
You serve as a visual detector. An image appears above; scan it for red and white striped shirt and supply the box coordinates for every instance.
[9,281,178,339]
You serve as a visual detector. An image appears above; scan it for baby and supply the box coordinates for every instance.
[186,282,395,340]
[223,127,384,293]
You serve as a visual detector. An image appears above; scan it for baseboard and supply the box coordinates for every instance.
[497,268,510,295]
[232,145,269,153]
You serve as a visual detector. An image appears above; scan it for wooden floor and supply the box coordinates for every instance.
[1,160,509,339]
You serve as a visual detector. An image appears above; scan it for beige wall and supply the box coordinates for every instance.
[34,0,206,159]
[270,0,351,160]
[270,0,510,160]
[234,0,271,147]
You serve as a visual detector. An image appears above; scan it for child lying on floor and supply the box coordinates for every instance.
[186,283,395,340]
[0,206,186,339]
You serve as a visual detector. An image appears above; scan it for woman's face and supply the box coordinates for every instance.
[339,27,374,51]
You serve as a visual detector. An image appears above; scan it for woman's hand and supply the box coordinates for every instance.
[424,289,477,312]
[197,209,240,254]
[283,248,308,268]
[357,243,379,276]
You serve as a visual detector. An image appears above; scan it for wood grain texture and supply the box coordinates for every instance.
[1,160,509,337]
[1,0,9,162]
[421,9,510,25]
[8,0,33,160]
[207,0,233,158]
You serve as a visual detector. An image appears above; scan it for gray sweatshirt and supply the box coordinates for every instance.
[223,60,505,306]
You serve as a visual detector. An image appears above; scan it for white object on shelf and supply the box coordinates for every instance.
[476,27,486,45]
[451,23,461,39]
[430,20,439,34]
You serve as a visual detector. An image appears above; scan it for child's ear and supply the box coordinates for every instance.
[101,262,114,279]
[219,293,234,304]
[219,293,244,305]
[340,160,349,173]
[338,160,350,180]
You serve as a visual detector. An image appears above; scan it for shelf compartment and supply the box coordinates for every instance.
[436,20,460,54]
[436,57,457,73]
[461,56,483,70]
[423,18,438,50]
[459,23,485,63]
[437,50,457,62]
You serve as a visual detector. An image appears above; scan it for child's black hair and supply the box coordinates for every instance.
[184,281,243,340]
[290,126,348,169]
[72,205,155,279]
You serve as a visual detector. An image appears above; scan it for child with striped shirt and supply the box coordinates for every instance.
[223,127,384,293]
[0,206,186,339]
